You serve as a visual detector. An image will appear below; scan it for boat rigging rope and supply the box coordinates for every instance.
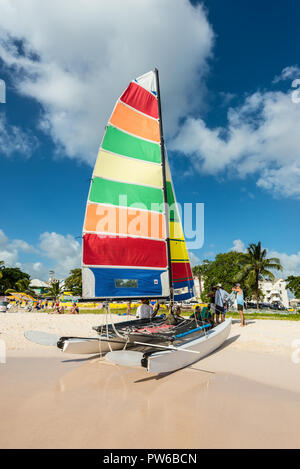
[98,320,104,357]
[109,303,125,339]
[105,303,113,352]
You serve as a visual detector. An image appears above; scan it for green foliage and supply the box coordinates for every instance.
[64,268,82,296]
[45,281,64,299]
[236,242,282,306]
[192,260,211,298]
[0,264,31,295]
[201,251,249,300]
[285,276,300,299]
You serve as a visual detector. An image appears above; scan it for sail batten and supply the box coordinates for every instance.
[82,70,194,300]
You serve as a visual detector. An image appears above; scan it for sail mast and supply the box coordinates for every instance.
[155,68,174,309]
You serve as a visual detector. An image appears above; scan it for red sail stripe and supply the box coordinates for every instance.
[83,233,167,268]
[120,82,158,119]
[171,262,193,282]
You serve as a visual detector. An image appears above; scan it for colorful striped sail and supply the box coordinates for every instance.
[165,157,194,300]
[82,70,194,300]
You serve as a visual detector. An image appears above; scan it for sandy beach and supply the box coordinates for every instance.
[1,312,300,449]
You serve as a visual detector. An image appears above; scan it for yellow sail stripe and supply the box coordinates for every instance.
[169,221,184,240]
[94,150,163,188]
[170,239,189,261]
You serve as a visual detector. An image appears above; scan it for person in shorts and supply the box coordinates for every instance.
[215,284,229,324]
[234,283,245,326]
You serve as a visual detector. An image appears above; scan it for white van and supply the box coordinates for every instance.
[0,301,8,313]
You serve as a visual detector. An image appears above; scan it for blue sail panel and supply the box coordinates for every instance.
[82,267,169,299]
[173,279,195,301]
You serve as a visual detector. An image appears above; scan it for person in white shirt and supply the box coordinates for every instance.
[136,299,154,319]
[215,283,229,323]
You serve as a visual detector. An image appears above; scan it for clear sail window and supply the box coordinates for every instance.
[115,279,138,288]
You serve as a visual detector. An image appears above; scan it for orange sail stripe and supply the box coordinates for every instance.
[84,203,166,239]
[110,101,160,143]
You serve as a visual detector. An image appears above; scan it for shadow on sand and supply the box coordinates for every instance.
[231,319,256,325]
[61,354,101,363]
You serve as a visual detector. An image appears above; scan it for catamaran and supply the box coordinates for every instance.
[56,69,231,372]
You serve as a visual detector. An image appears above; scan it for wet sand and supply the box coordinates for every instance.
[0,349,300,448]
[1,315,300,448]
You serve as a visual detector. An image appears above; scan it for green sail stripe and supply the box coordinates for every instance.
[167,181,179,222]
[102,125,161,164]
[89,177,164,212]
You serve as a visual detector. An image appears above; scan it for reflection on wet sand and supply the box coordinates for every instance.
[0,354,300,449]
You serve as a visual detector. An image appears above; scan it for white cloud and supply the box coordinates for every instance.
[0,229,34,265]
[229,238,300,277]
[267,250,300,278]
[273,65,300,83]
[0,0,214,164]
[170,85,300,199]
[39,232,81,278]
[0,229,81,280]
[0,113,35,157]
[11,239,37,253]
[189,251,200,266]
[231,239,246,253]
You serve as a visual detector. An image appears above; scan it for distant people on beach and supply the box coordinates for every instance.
[215,284,229,323]
[136,299,154,319]
[70,302,79,314]
[126,301,132,315]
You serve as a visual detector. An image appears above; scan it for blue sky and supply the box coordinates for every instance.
[0,0,300,280]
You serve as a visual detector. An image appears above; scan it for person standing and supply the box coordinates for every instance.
[126,301,132,316]
[70,302,79,314]
[208,286,216,324]
[215,284,229,323]
[136,299,154,319]
[235,283,245,326]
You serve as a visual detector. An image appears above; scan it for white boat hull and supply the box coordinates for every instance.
[147,318,232,373]
[62,337,126,354]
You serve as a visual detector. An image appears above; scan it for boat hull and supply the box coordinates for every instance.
[61,337,126,354]
[146,318,232,373]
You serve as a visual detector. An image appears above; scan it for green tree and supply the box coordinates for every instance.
[44,281,64,299]
[192,261,211,299]
[0,266,31,295]
[236,242,282,308]
[64,268,82,296]
[285,276,300,299]
[5,277,36,297]
[202,251,249,301]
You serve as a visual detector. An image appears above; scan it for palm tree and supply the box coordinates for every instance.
[236,242,282,308]
[44,280,64,300]
[5,278,36,297]
[192,260,210,299]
